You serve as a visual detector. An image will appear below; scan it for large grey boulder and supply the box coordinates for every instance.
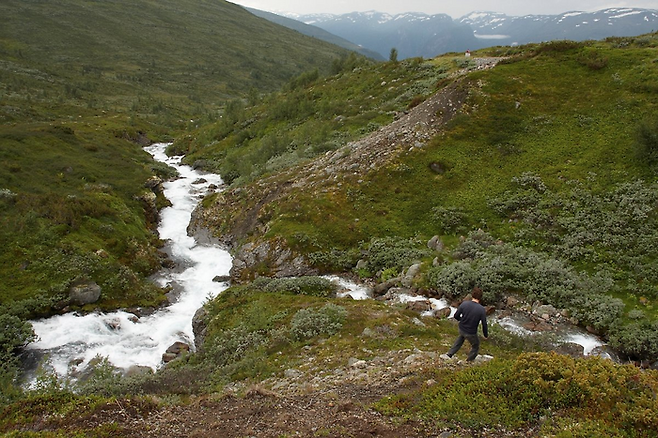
[69,281,101,306]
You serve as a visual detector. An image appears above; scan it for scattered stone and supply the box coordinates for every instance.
[411,317,425,327]
[284,369,303,379]
[434,307,451,319]
[125,365,153,377]
[427,235,444,251]
[534,304,558,318]
[402,263,421,287]
[361,327,376,338]
[348,358,367,369]
[212,275,231,283]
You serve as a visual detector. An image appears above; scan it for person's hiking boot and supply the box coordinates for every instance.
[439,353,453,360]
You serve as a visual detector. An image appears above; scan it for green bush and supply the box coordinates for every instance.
[608,320,658,361]
[253,276,338,297]
[413,353,658,433]
[427,231,625,332]
[289,303,347,340]
[0,313,36,404]
[635,118,658,168]
[364,236,430,275]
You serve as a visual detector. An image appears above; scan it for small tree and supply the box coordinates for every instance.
[635,119,658,167]
[389,47,398,63]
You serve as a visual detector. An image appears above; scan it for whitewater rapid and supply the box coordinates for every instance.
[26,143,232,379]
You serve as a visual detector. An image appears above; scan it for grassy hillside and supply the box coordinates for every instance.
[2,279,657,436]
[0,0,352,124]
[2,26,658,437]
[0,0,353,310]
[189,35,658,360]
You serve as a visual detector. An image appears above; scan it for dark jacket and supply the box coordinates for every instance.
[454,300,488,337]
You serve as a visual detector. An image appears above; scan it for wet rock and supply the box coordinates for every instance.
[192,307,209,351]
[590,345,620,362]
[105,317,121,331]
[586,326,601,335]
[69,280,101,306]
[373,278,400,296]
[434,307,451,319]
[534,304,558,318]
[163,341,190,363]
[552,342,584,358]
[406,300,431,312]
[212,275,231,283]
[523,319,553,332]
[229,238,317,282]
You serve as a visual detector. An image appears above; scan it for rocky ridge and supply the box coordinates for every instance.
[190,58,505,281]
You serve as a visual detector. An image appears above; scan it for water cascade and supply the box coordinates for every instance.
[25,143,232,380]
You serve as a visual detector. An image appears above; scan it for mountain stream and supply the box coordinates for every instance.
[23,143,608,384]
[25,143,232,381]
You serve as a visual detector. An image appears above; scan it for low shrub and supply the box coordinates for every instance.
[364,236,430,275]
[253,276,338,297]
[413,353,658,433]
[427,231,626,335]
[289,303,347,340]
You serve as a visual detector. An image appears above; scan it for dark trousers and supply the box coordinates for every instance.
[448,329,480,361]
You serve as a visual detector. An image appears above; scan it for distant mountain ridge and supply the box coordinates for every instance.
[246,7,385,60]
[280,8,658,59]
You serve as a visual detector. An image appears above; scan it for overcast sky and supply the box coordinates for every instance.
[230,0,657,18]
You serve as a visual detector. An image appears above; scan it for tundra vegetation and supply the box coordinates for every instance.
[1,0,658,433]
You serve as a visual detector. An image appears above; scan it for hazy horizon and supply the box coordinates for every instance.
[230,0,658,18]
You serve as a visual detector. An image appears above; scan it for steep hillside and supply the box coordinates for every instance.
[0,0,352,314]
[0,0,352,122]
[191,35,658,361]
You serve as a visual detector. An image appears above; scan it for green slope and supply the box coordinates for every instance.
[0,0,354,313]
[191,36,658,360]
[0,0,352,123]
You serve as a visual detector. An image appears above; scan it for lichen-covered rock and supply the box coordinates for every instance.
[229,238,317,282]
[192,307,208,351]
[69,281,101,306]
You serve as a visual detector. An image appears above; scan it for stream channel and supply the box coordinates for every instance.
[25,143,232,382]
[23,143,608,384]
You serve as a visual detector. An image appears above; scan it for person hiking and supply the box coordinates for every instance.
[441,287,488,362]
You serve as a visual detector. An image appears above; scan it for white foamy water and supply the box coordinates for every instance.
[26,143,232,379]
[496,316,605,356]
[324,275,371,300]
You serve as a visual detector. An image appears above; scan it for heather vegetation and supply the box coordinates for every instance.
[170,54,456,182]
[0,0,352,405]
[2,0,658,433]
